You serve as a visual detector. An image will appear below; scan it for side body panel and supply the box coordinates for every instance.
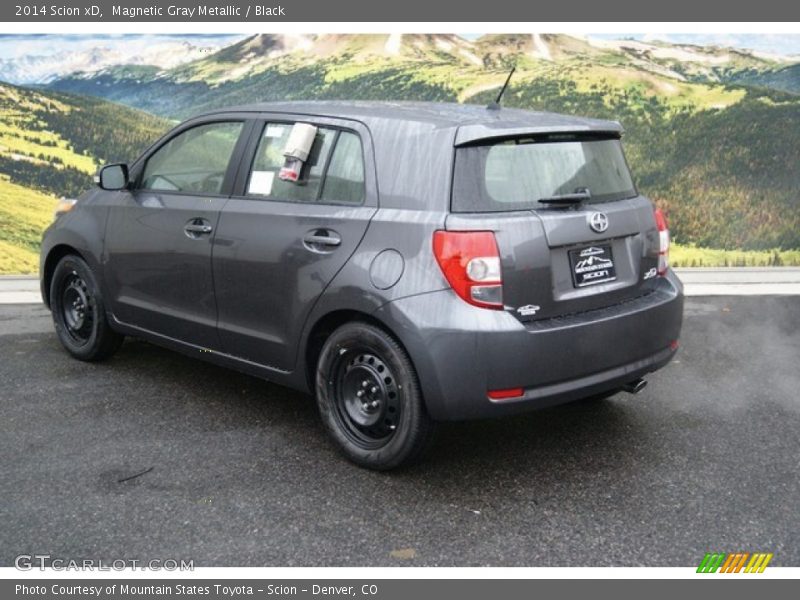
[289,117,458,385]
[103,191,227,349]
[40,187,110,307]
[101,116,254,349]
[212,116,379,372]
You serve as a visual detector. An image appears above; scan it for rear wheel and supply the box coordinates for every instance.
[50,254,123,361]
[315,322,435,470]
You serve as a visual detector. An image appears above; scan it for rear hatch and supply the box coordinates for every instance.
[447,131,662,322]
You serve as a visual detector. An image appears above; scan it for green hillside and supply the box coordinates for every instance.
[0,34,795,272]
[46,34,800,253]
[0,177,56,273]
[0,83,170,272]
[732,63,800,94]
[49,33,792,118]
[0,82,169,197]
[468,77,800,251]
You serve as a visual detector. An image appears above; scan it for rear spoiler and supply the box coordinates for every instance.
[455,122,624,147]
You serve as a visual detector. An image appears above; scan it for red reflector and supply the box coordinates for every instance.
[654,207,670,276]
[487,387,524,400]
[670,340,679,351]
[654,207,668,233]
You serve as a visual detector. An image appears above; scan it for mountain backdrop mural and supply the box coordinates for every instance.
[1,33,799,273]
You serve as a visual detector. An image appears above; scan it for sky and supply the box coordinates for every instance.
[0,33,798,61]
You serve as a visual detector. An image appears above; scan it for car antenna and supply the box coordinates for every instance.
[487,66,516,111]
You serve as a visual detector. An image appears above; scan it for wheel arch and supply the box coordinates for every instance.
[302,309,415,394]
[42,244,86,309]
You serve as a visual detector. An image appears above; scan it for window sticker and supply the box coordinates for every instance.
[248,170,275,196]
[265,125,286,138]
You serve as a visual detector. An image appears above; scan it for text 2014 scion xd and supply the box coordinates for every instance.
[41,101,683,470]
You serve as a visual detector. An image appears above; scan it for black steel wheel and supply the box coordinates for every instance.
[50,254,123,361]
[330,350,402,449]
[316,322,435,470]
[59,270,94,346]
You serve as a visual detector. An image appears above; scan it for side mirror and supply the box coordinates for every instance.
[96,163,129,191]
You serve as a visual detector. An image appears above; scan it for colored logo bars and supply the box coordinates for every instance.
[697,552,773,573]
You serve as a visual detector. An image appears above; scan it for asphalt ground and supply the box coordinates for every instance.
[0,296,798,567]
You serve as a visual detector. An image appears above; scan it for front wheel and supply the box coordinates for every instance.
[50,254,123,361]
[315,322,435,470]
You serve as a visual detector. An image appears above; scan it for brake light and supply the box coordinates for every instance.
[433,231,503,309]
[654,208,670,276]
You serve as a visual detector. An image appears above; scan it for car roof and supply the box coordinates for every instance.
[199,100,623,143]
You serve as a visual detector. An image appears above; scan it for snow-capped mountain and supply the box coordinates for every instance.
[0,40,225,84]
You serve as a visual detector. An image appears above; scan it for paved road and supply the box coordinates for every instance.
[0,297,798,567]
[4,269,800,304]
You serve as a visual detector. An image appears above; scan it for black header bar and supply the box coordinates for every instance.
[3,0,800,22]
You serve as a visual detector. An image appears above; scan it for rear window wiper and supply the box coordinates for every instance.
[537,187,591,205]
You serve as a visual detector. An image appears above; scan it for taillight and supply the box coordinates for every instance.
[654,208,670,276]
[433,230,503,309]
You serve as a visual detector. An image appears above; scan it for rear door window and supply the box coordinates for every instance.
[246,123,335,202]
[452,135,637,212]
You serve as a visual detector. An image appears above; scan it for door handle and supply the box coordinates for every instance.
[303,230,342,248]
[185,224,213,234]
[184,219,213,238]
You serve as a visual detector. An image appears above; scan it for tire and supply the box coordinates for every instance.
[49,254,123,362]
[315,321,436,470]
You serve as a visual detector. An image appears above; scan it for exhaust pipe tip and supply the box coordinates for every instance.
[622,378,648,395]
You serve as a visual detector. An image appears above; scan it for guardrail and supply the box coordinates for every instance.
[2,269,800,304]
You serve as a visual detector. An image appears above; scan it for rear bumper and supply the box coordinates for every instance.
[375,270,683,420]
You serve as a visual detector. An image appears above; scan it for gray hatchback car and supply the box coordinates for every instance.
[41,101,683,469]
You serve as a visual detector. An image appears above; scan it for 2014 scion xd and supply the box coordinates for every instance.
[41,101,683,470]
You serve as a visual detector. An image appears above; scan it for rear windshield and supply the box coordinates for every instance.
[452,135,637,212]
